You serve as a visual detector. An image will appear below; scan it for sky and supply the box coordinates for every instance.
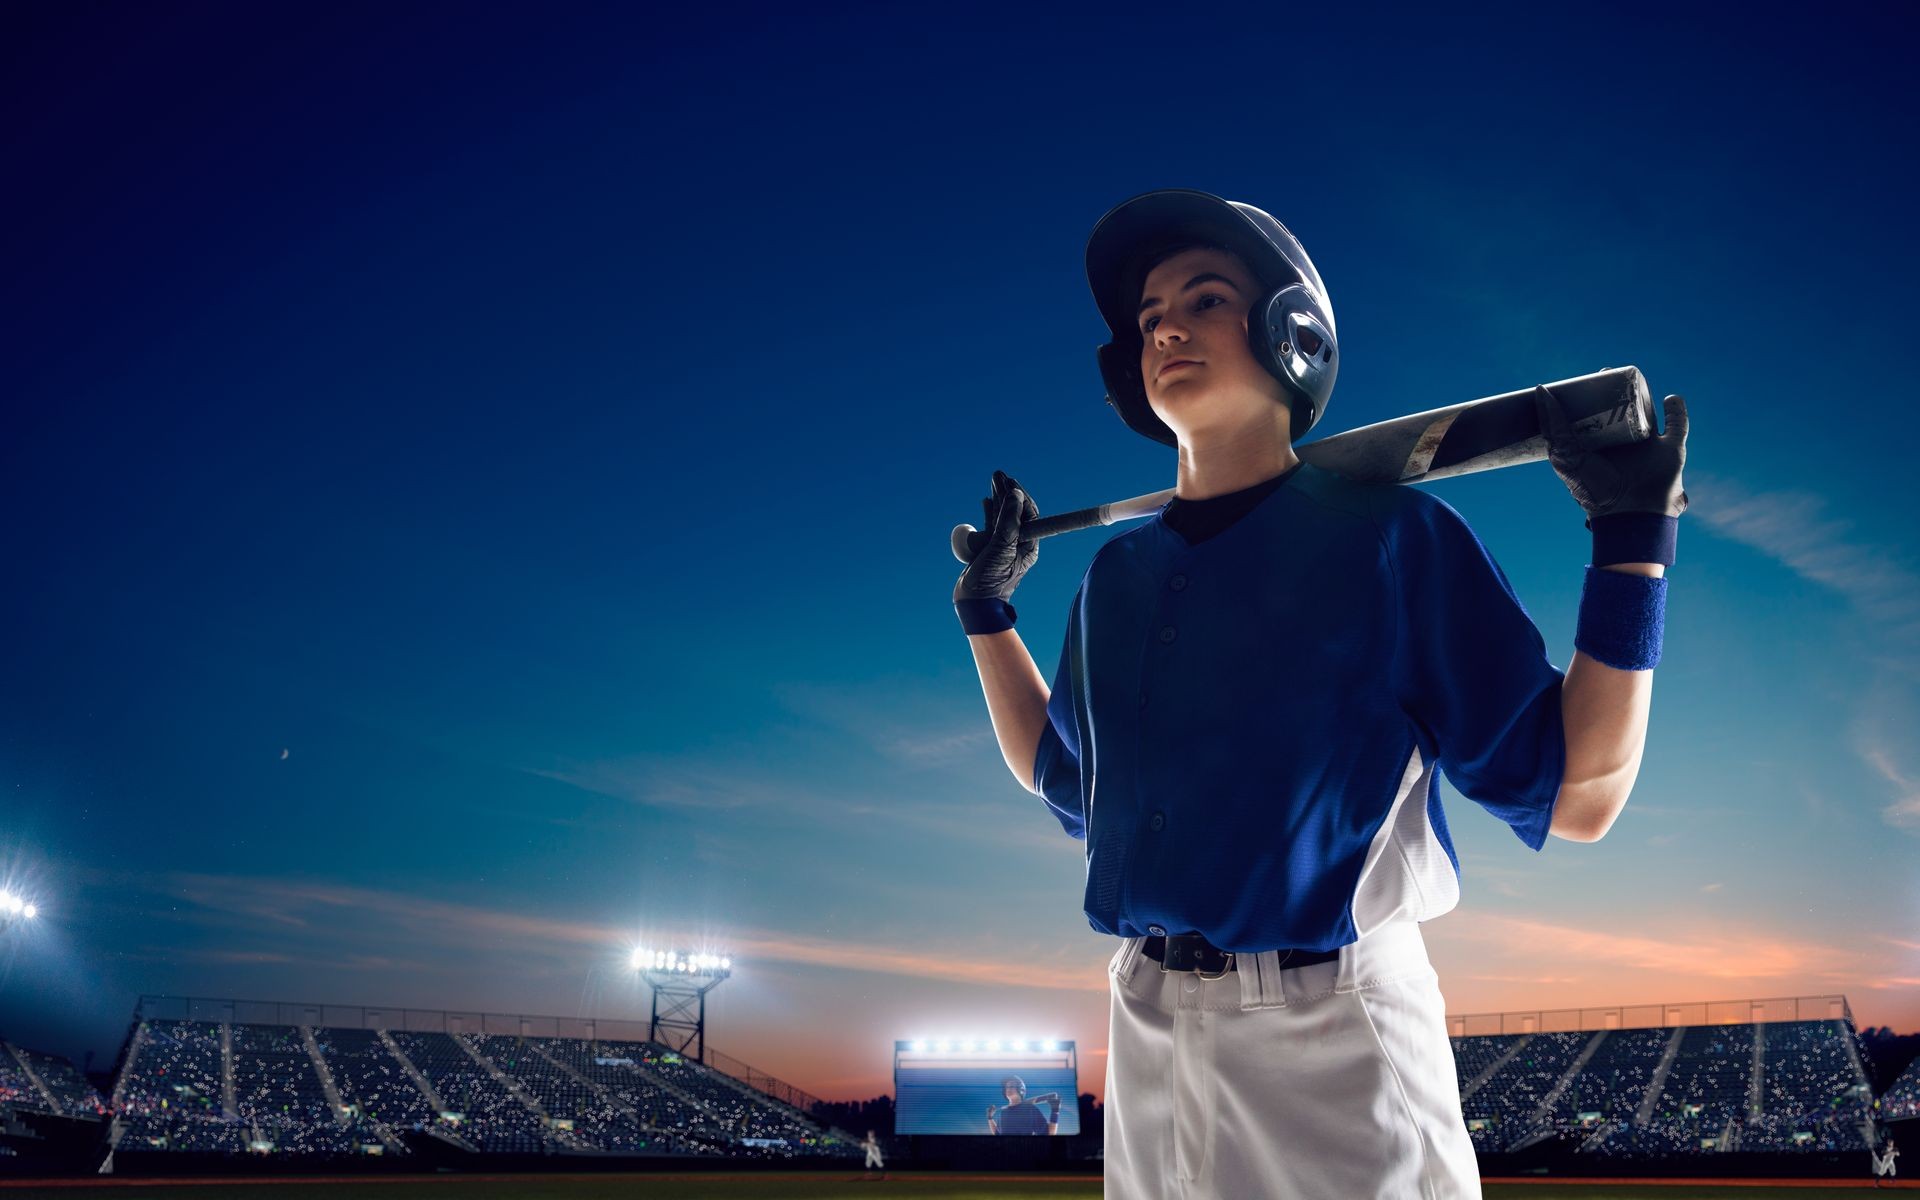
[2,1,1916,1103]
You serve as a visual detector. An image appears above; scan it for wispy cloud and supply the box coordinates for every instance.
[1435,912,1854,982]
[148,873,1105,996]
[771,677,1002,769]
[1691,471,1920,652]
[1851,677,1920,834]
[1692,472,1920,834]
[528,747,1068,855]
[1699,882,1723,892]
[526,757,788,812]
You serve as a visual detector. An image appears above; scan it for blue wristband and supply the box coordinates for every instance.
[1590,512,1679,567]
[1574,566,1666,670]
[955,597,1017,635]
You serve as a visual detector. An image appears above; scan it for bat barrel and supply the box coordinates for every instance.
[1296,365,1651,485]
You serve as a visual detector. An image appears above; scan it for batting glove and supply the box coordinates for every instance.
[953,471,1039,633]
[1534,386,1690,524]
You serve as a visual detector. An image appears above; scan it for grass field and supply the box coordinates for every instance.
[0,1174,1909,1199]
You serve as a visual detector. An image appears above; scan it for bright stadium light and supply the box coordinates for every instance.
[0,889,38,934]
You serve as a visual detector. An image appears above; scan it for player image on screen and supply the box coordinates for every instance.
[985,1075,1060,1136]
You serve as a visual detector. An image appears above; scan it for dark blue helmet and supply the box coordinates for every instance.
[1088,189,1338,446]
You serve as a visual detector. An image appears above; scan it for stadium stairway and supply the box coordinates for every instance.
[301,1026,402,1154]
[4,1044,63,1114]
[217,1023,237,1120]
[1636,1026,1688,1125]
[374,1030,446,1110]
[1461,1035,1531,1103]
[1528,1030,1610,1139]
[522,1040,677,1153]
[451,1032,590,1152]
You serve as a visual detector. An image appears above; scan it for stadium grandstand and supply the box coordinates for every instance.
[1,1039,109,1175]
[1,1041,107,1121]
[1447,995,1876,1160]
[5,989,1910,1179]
[1880,1055,1920,1122]
[103,996,860,1167]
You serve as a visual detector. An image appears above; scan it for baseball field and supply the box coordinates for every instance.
[0,1174,1910,1199]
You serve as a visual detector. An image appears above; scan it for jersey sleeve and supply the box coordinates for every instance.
[1388,493,1566,851]
[1031,593,1088,841]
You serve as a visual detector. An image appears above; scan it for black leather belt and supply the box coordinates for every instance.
[1143,933,1340,975]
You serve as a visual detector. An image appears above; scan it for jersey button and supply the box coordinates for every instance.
[1148,812,1165,832]
[1169,574,1188,591]
[1158,625,1177,644]
[1147,924,1167,937]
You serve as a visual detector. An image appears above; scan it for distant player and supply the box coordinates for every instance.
[1875,1135,1900,1186]
[985,1075,1059,1135]
[861,1128,884,1173]
[955,189,1689,1197]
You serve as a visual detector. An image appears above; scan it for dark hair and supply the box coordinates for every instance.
[1128,241,1257,322]
[1139,240,1234,279]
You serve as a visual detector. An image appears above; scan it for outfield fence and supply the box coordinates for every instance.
[1445,993,1853,1038]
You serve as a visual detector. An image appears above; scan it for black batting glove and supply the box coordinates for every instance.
[1534,386,1690,525]
[953,471,1039,607]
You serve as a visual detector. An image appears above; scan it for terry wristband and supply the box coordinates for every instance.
[1574,566,1666,670]
[955,597,1017,635]
[1589,512,1679,567]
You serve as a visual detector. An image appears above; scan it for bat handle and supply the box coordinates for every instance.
[951,490,1178,563]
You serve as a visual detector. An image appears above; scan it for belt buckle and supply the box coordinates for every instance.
[1197,953,1235,981]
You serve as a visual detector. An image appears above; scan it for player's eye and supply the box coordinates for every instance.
[1141,294,1226,336]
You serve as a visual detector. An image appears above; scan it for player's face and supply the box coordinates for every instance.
[1003,1083,1023,1104]
[1137,247,1288,443]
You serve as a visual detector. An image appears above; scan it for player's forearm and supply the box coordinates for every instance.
[965,628,1052,792]
[1553,561,1662,841]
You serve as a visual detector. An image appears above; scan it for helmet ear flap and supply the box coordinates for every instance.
[1246,284,1339,440]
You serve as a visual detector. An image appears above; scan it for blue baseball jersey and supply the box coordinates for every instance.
[1030,461,1566,953]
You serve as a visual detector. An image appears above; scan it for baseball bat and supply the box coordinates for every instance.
[951,365,1652,563]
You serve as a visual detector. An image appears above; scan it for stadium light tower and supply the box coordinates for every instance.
[0,889,38,935]
[629,947,732,1063]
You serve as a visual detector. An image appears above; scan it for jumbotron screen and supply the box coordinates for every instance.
[893,1039,1079,1136]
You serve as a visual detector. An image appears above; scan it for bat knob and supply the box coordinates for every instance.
[950,523,984,564]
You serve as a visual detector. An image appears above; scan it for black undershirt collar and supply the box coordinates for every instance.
[1161,460,1305,545]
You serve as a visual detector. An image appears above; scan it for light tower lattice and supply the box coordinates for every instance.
[630,948,732,1063]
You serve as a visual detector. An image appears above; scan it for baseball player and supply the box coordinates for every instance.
[861,1128,885,1173]
[953,190,1687,1198]
[987,1075,1061,1136]
[1875,1135,1900,1186]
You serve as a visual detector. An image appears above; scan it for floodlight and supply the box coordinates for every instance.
[21,904,34,920]
[1043,1039,1058,1053]
[1,892,19,914]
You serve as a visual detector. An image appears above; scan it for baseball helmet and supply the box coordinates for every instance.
[1002,1075,1027,1095]
[1086,189,1338,446]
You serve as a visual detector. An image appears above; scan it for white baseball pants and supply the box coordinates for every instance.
[1103,920,1480,1199]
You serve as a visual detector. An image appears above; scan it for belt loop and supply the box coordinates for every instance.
[1112,936,1145,984]
[1238,950,1285,1010]
[1334,930,1364,994]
